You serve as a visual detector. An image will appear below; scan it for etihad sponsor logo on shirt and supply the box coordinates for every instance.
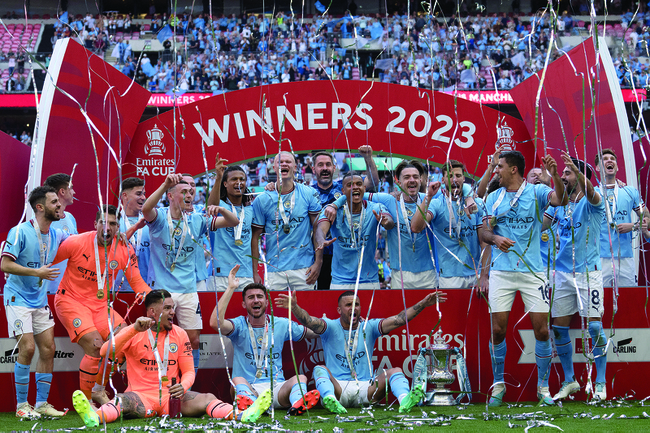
[496,215,535,227]
[338,235,370,247]
[140,358,178,366]
[161,244,195,255]
[244,352,280,361]
[272,216,306,225]
[335,351,366,369]
[443,225,477,238]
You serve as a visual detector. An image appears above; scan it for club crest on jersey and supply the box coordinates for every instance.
[334,192,342,199]
[283,201,291,209]
[41,243,48,252]
[13,319,23,330]
[407,208,414,217]
[73,318,82,328]
[62,226,70,233]
[174,227,182,237]
[257,335,264,345]
[170,343,178,353]
[109,260,119,270]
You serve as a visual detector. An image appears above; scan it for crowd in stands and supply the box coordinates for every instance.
[1,8,650,93]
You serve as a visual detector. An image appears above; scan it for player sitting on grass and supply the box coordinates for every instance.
[275,290,446,414]
[72,290,271,427]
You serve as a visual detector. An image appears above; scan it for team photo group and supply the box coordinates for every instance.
[2,142,642,425]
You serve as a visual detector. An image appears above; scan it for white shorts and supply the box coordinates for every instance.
[552,271,604,318]
[267,268,315,291]
[196,280,207,292]
[439,275,477,289]
[251,380,286,409]
[209,276,256,292]
[601,257,637,287]
[337,379,371,407]
[169,292,203,330]
[330,282,380,291]
[390,269,439,289]
[5,305,55,337]
[488,270,549,313]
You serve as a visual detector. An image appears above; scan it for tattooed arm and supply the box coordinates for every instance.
[380,292,447,334]
[275,293,326,334]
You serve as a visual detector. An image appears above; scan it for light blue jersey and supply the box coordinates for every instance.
[485,183,553,273]
[210,200,254,278]
[2,221,68,308]
[428,194,484,277]
[333,192,437,274]
[599,185,643,258]
[320,317,383,381]
[192,204,210,283]
[319,201,389,285]
[147,207,213,293]
[43,211,77,294]
[369,192,437,274]
[114,215,151,291]
[548,195,605,273]
[226,315,306,383]
[252,183,321,272]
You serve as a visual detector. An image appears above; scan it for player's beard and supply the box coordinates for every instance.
[44,206,61,222]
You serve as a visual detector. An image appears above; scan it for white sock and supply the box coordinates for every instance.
[35,401,46,408]
[92,384,105,393]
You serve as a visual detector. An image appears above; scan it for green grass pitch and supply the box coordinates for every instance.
[2,400,650,432]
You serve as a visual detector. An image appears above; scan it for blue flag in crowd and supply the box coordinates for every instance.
[142,62,156,77]
[59,11,69,24]
[315,1,326,13]
[157,25,173,44]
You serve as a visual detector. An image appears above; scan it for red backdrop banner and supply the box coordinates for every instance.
[0,288,647,411]
[0,132,30,287]
[124,81,534,192]
[31,38,151,232]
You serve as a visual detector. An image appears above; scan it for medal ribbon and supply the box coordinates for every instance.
[229,201,246,243]
[399,194,420,250]
[601,183,619,226]
[32,219,51,268]
[443,190,463,240]
[93,235,109,297]
[277,188,296,231]
[490,180,527,219]
[344,323,361,380]
[343,202,366,249]
[147,329,171,381]
[247,316,269,379]
[167,210,189,270]
[123,215,142,252]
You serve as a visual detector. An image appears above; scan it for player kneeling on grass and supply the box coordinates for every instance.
[73,290,271,427]
[275,290,446,414]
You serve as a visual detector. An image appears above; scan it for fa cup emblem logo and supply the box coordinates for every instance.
[145,124,165,156]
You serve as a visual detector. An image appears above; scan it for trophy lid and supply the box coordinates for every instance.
[429,328,449,350]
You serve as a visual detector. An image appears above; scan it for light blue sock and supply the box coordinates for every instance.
[553,325,574,381]
[35,373,52,405]
[15,362,30,405]
[235,383,257,401]
[489,340,507,384]
[289,381,307,406]
[388,372,410,403]
[589,321,608,383]
[313,366,335,399]
[535,339,553,387]
[192,349,200,373]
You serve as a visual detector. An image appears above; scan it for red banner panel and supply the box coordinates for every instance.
[0,288,646,411]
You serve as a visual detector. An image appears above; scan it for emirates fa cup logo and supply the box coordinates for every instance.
[145,124,166,157]
[496,120,515,151]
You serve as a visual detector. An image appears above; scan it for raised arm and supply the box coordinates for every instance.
[100,317,152,359]
[411,181,440,233]
[207,153,228,207]
[381,292,447,334]
[142,174,183,222]
[359,145,380,192]
[207,205,239,229]
[561,152,600,205]
[274,292,326,334]
[476,146,503,198]
[209,265,238,335]
[543,154,568,207]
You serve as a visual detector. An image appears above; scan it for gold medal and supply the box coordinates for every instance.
[170,263,176,272]
[490,216,497,227]
[255,369,263,379]
[235,239,243,246]
[283,224,290,234]
[161,376,169,383]
[97,289,105,299]
[541,233,549,242]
